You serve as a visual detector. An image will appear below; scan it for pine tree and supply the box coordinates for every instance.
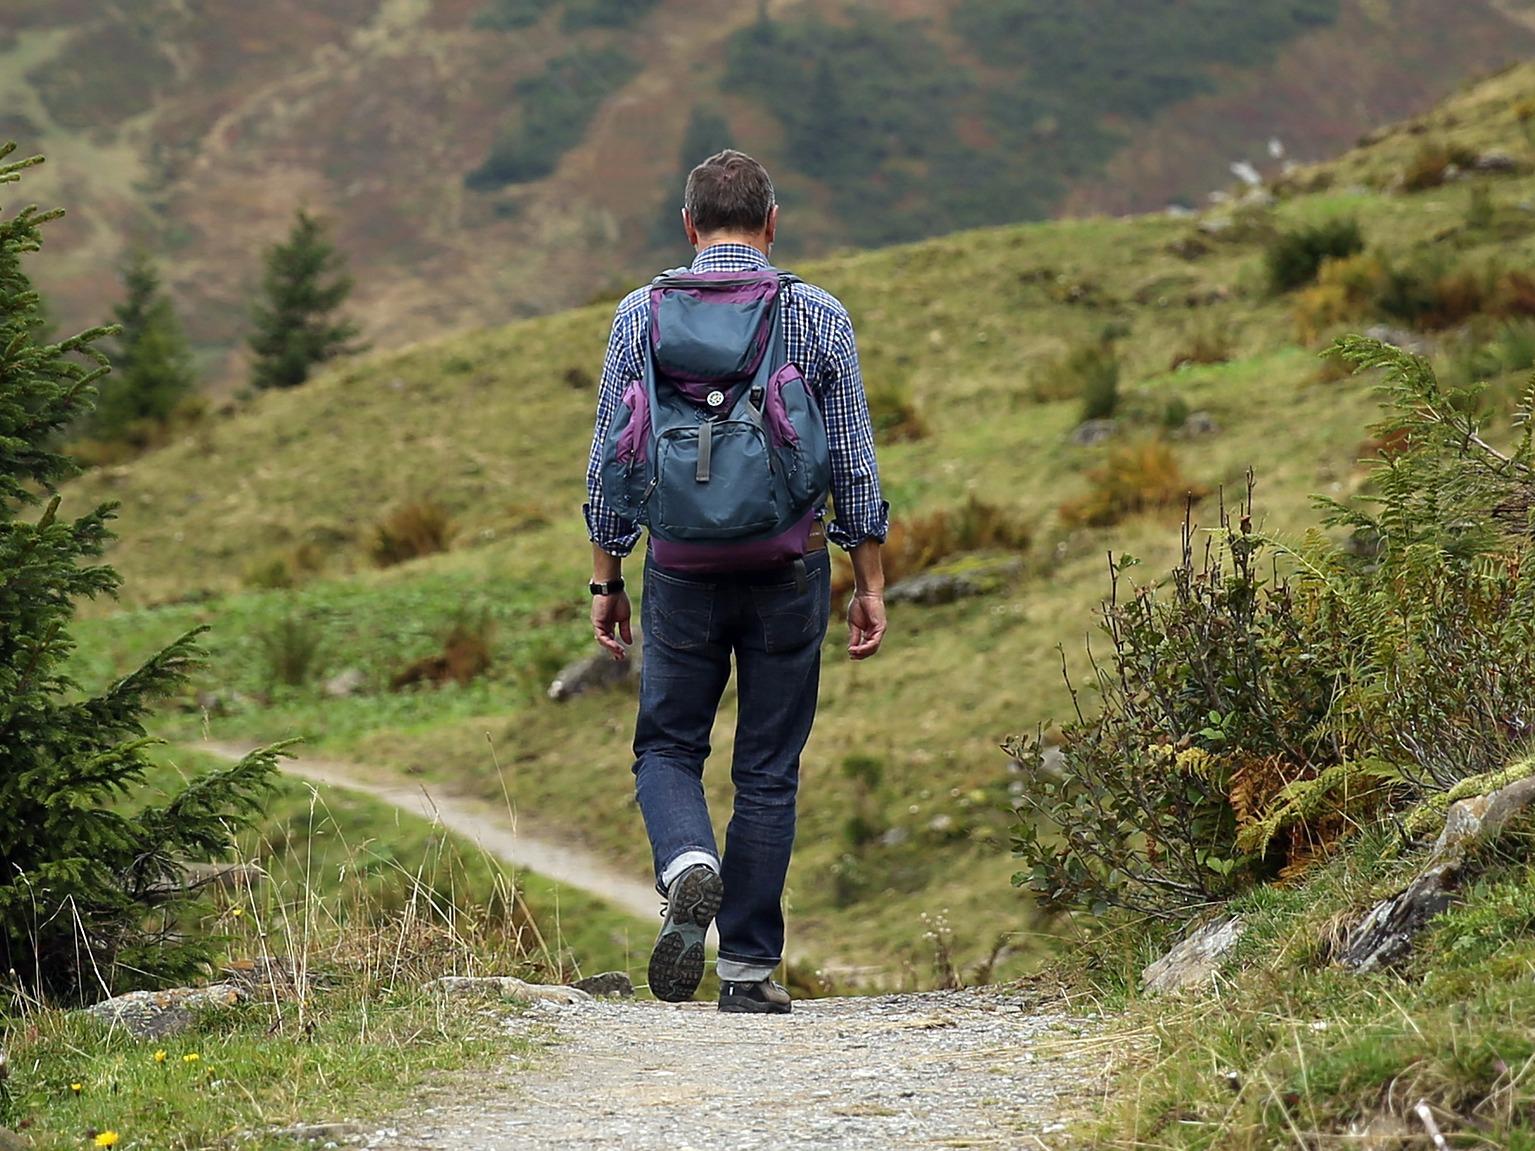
[0,144,278,1003]
[247,209,360,390]
[91,249,196,444]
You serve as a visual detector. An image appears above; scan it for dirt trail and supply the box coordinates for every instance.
[198,741,663,925]
[365,989,1101,1150]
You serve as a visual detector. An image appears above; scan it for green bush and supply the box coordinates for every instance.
[1011,492,1345,916]
[1011,338,1535,916]
[1030,339,1120,417]
[1264,217,1365,293]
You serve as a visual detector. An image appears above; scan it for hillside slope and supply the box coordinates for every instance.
[64,61,1535,977]
[5,0,1533,378]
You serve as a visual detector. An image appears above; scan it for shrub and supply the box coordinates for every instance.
[1292,252,1388,342]
[1400,139,1475,192]
[1377,255,1493,330]
[1011,338,1535,917]
[257,612,325,689]
[832,495,1031,598]
[1169,322,1232,370]
[390,611,494,691]
[1264,217,1365,294]
[369,500,457,567]
[866,379,928,442]
[1059,439,1207,528]
[1010,491,1348,917]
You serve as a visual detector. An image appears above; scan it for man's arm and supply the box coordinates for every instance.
[591,543,631,661]
[846,539,886,660]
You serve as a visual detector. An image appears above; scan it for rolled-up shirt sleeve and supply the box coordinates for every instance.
[820,313,890,550]
[583,295,647,557]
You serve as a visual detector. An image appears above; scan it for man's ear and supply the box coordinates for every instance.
[683,209,701,250]
[764,204,779,249]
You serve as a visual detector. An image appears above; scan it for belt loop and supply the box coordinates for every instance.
[792,557,808,594]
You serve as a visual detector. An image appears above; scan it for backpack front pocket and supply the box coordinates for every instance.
[765,364,831,513]
[654,422,780,540]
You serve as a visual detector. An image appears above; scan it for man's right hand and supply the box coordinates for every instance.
[592,592,633,661]
[847,591,886,660]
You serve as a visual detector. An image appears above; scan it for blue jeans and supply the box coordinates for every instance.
[633,548,832,982]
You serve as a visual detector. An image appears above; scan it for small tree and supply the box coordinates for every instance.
[0,144,277,1003]
[248,209,360,390]
[91,248,196,444]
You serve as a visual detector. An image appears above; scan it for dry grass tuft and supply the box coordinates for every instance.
[1060,439,1207,528]
[369,500,457,568]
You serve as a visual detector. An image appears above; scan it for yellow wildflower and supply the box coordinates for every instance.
[152,1050,167,1063]
[182,1053,200,1064]
[231,907,244,918]
[70,1082,83,1094]
[94,1132,119,1148]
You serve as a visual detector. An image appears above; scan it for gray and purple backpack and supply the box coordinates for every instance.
[599,269,831,573]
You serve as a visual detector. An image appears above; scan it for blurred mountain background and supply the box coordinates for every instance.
[6,0,1535,382]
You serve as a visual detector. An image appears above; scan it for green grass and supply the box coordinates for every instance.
[3,986,537,1151]
[1072,830,1535,1148]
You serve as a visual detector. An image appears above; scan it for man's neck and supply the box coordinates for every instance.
[695,233,770,257]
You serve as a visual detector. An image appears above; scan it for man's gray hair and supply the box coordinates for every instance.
[683,149,775,236]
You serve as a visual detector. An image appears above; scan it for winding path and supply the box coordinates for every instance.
[197,741,663,924]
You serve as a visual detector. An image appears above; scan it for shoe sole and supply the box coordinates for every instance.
[648,867,723,1003]
[718,995,792,1015]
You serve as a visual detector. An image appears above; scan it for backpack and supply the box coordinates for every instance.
[598,268,832,573]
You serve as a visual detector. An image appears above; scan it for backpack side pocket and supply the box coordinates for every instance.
[765,364,831,514]
[599,379,654,520]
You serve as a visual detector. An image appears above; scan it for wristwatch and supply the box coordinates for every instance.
[589,577,626,596]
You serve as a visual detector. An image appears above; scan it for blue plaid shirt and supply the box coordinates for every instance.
[584,243,890,556]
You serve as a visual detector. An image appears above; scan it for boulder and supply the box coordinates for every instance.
[1141,916,1244,995]
[84,983,246,1039]
[885,560,1022,607]
[424,976,591,1005]
[1069,419,1117,447]
[323,668,367,698]
[571,971,634,998]
[1340,773,1535,971]
[549,636,642,702]
[0,1128,28,1151]
[1472,150,1523,174]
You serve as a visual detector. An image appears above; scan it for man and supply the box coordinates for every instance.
[583,149,888,1014]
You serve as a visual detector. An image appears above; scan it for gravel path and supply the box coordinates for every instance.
[367,988,1102,1150]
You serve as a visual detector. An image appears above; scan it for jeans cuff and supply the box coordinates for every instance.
[658,849,719,893]
[717,956,777,983]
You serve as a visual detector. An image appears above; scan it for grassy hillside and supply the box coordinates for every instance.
[6,0,1532,376]
[62,60,1535,982]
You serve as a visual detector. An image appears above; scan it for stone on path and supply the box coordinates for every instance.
[548,638,642,702]
[425,976,591,1006]
[571,971,633,998]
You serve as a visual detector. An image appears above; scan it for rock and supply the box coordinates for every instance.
[0,1127,28,1151]
[1473,150,1522,174]
[1178,411,1220,438]
[1363,324,1431,356]
[549,637,642,702]
[572,971,634,998]
[1340,774,1535,971]
[84,983,246,1038]
[323,668,366,698]
[1141,916,1244,995]
[1069,419,1117,447]
[885,560,1022,607]
[879,826,910,848]
[425,976,591,1005]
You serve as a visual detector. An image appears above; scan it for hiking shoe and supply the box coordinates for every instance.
[718,978,792,1015]
[647,864,723,1003]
